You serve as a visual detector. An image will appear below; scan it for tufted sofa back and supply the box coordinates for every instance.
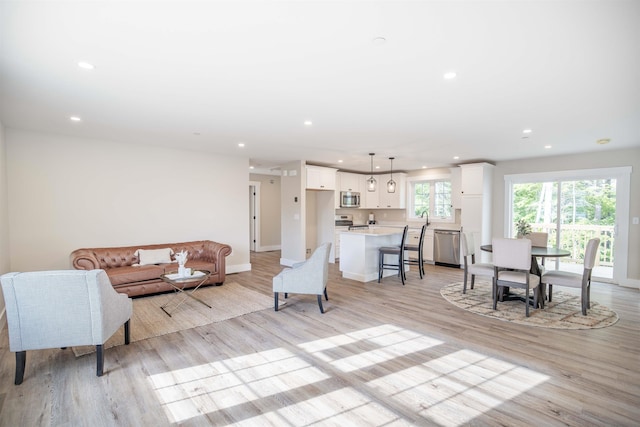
[71,240,227,270]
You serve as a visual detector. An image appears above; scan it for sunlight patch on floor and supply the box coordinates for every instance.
[367,349,550,426]
[148,348,330,423]
[148,324,549,425]
[298,324,444,372]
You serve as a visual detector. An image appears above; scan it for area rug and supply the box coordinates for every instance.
[440,281,619,329]
[73,282,272,356]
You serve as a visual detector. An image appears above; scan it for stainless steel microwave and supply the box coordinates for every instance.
[340,191,360,208]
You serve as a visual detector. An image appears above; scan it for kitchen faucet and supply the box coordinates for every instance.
[421,211,430,226]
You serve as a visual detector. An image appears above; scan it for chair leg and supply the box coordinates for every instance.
[317,295,324,313]
[124,320,131,345]
[471,274,475,290]
[463,272,468,294]
[525,286,530,317]
[274,292,279,311]
[492,282,498,310]
[14,351,26,385]
[378,253,383,283]
[96,345,104,377]
[324,288,328,301]
[548,284,553,302]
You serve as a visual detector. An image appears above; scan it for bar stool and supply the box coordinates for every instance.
[378,226,409,285]
[404,224,427,279]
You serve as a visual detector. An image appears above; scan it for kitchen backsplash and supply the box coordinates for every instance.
[335,207,462,228]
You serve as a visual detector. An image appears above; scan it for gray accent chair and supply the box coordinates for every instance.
[492,238,542,317]
[1,269,132,385]
[542,238,600,315]
[461,232,494,294]
[273,242,331,313]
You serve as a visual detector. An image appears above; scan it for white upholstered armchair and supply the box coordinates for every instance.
[1,269,132,384]
[273,242,331,313]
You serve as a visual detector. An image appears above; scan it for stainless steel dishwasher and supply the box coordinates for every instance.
[434,229,461,268]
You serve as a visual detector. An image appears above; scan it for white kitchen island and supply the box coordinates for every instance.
[339,227,408,282]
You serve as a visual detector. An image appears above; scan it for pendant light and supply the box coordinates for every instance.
[387,157,396,193]
[366,153,377,192]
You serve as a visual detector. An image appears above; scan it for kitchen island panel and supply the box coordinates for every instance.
[339,229,407,282]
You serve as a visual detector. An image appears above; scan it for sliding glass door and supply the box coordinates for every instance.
[505,167,631,284]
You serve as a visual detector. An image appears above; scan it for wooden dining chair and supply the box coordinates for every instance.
[404,224,427,279]
[492,237,542,317]
[541,238,600,315]
[378,226,409,285]
[526,231,549,273]
[461,232,494,294]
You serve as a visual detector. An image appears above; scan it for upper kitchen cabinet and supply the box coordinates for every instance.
[450,166,462,209]
[460,163,492,195]
[306,165,337,190]
[365,173,407,208]
[337,172,363,193]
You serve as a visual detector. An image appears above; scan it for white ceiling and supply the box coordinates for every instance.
[1,1,639,174]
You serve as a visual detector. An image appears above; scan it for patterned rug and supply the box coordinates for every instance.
[72,282,273,356]
[440,281,619,329]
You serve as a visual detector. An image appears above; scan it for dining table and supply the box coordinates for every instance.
[480,244,571,307]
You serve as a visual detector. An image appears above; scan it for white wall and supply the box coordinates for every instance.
[5,129,250,273]
[280,161,305,266]
[0,121,10,318]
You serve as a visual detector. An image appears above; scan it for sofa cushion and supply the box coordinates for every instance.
[106,265,165,286]
[134,248,174,265]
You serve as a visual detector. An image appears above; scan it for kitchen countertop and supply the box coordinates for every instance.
[340,227,404,236]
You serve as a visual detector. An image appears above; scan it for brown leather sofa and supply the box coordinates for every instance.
[70,240,232,297]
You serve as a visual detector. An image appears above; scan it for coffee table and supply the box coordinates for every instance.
[160,269,211,317]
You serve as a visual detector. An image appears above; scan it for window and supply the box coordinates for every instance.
[409,179,453,220]
[505,166,631,283]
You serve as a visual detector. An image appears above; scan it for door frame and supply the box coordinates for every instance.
[504,166,631,285]
[249,181,261,252]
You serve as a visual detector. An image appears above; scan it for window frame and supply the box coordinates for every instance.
[406,174,454,222]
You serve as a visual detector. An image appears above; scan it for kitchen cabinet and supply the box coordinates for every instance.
[338,172,363,193]
[407,228,434,262]
[459,163,493,262]
[364,173,407,208]
[306,165,337,190]
[450,166,462,209]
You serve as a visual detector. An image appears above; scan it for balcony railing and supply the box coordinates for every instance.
[529,223,614,267]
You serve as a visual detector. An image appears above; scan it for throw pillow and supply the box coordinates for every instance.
[135,248,174,265]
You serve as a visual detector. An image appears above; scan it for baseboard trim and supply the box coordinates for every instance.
[619,278,640,289]
[257,245,281,252]
[227,263,251,274]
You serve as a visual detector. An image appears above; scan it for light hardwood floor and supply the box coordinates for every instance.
[1,251,639,426]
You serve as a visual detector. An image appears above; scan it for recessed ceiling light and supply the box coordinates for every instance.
[249,166,254,169]
[544,145,552,149]
[523,129,532,134]
[453,156,460,160]
[375,165,380,169]
[304,120,312,126]
[596,138,611,145]
[443,71,457,79]
[338,160,343,163]
[69,116,81,122]
[372,37,386,45]
[422,166,427,169]
[238,143,245,148]
[77,61,95,70]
